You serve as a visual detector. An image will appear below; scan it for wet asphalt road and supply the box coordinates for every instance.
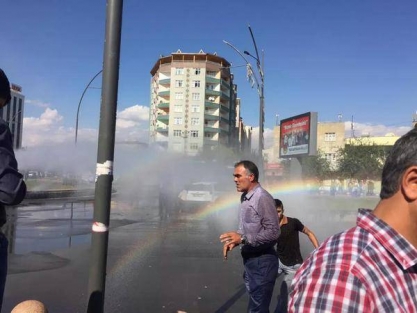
[1,193,371,313]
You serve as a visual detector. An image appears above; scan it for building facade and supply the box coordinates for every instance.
[149,50,239,156]
[267,120,345,167]
[1,83,24,149]
[317,121,345,168]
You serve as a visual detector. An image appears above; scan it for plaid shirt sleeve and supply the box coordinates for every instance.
[288,262,369,312]
[290,209,417,312]
[288,229,370,312]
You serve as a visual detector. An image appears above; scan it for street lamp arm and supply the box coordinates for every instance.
[75,69,103,144]
[8,110,22,126]
[247,25,264,82]
[223,40,261,95]
[248,25,261,67]
[223,40,252,66]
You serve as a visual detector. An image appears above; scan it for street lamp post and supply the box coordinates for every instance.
[223,25,265,168]
[75,69,103,144]
[8,110,23,149]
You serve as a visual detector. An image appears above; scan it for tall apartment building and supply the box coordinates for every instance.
[149,50,238,156]
[1,83,24,149]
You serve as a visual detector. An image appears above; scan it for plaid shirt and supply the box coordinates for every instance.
[289,209,417,313]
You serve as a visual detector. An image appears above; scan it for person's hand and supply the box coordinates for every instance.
[219,232,242,259]
[223,242,238,260]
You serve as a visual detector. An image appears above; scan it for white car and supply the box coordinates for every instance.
[178,182,221,208]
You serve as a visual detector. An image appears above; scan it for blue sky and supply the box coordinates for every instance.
[2,0,417,147]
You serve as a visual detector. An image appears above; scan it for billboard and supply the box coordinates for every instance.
[279,112,317,158]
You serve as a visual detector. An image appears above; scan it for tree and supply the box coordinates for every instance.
[300,151,332,182]
[337,140,390,180]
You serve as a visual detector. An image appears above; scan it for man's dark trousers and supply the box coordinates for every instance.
[243,254,278,313]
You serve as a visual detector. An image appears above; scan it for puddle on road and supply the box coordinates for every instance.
[3,201,142,255]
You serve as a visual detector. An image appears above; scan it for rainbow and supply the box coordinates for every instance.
[107,180,311,278]
[193,180,312,219]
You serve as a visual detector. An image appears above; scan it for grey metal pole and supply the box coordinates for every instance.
[259,50,264,156]
[247,25,265,176]
[86,0,123,312]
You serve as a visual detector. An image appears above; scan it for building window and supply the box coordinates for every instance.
[207,71,217,77]
[175,68,184,75]
[174,105,182,113]
[192,93,200,100]
[191,104,200,113]
[175,80,183,87]
[206,84,214,90]
[190,130,199,137]
[174,117,183,125]
[173,130,182,137]
[175,92,184,100]
[193,80,200,87]
[191,118,199,125]
[195,68,201,75]
[324,132,336,142]
[190,143,199,150]
[205,133,212,138]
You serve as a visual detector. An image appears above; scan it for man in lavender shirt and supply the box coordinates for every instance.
[220,160,280,313]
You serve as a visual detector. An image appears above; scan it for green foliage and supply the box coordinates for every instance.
[300,151,332,182]
[337,140,391,180]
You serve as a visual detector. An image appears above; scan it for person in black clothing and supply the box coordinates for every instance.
[274,199,319,313]
[0,69,27,311]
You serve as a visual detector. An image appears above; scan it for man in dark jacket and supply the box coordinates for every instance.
[0,68,26,310]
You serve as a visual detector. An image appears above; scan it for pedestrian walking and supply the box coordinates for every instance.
[273,199,319,313]
[220,160,280,313]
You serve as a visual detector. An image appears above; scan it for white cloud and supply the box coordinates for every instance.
[20,104,410,152]
[25,99,51,108]
[115,105,149,142]
[344,121,410,138]
[22,105,150,147]
[117,105,149,122]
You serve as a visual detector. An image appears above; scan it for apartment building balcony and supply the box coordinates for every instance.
[157,114,169,124]
[205,89,221,97]
[205,76,220,84]
[220,103,230,112]
[156,126,168,133]
[159,78,171,85]
[220,117,229,124]
[221,79,230,89]
[158,90,170,97]
[220,91,230,100]
[205,101,218,109]
[158,102,170,109]
[204,113,219,121]
[204,127,221,133]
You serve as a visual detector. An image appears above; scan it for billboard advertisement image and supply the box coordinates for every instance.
[279,112,317,158]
